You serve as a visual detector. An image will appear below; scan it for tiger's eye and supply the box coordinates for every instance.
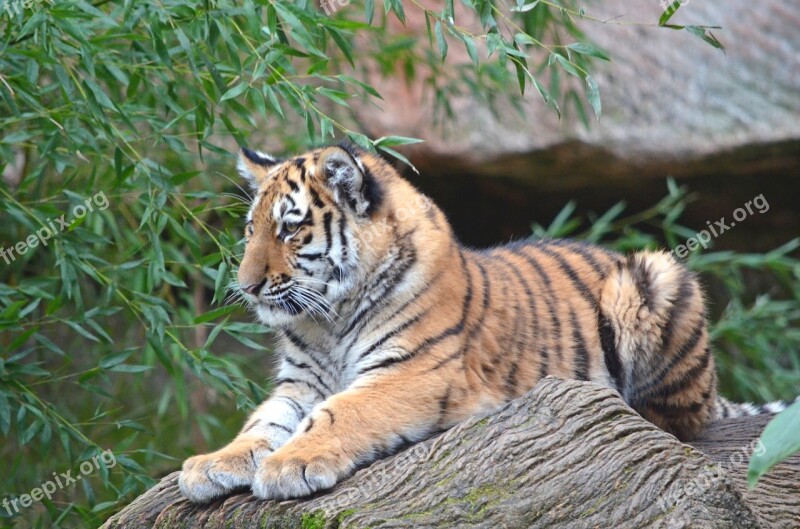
[284,221,299,234]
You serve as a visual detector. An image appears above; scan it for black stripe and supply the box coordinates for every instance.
[345,194,358,213]
[285,358,334,395]
[359,252,473,375]
[282,332,337,387]
[284,329,329,376]
[429,259,491,371]
[570,308,590,381]
[598,312,624,392]
[439,386,451,418]
[641,346,711,401]
[241,147,277,166]
[284,356,310,370]
[337,143,383,216]
[531,243,597,308]
[634,320,705,396]
[304,417,314,433]
[476,261,491,311]
[342,265,416,341]
[493,260,521,393]
[276,396,305,420]
[340,233,418,339]
[508,245,562,376]
[297,208,313,229]
[274,377,325,399]
[297,252,324,261]
[559,238,619,260]
[308,186,325,208]
[338,213,348,261]
[320,408,335,425]
[647,399,704,418]
[266,422,294,434]
[286,178,299,192]
[412,253,473,354]
[659,270,693,355]
[322,211,333,253]
[548,239,610,278]
[357,311,426,362]
[283,328,310,351]
[360,165,383,216]
[242,418,261,433]
[628,255,653,309]
[494,253,544,389]
[505,294,525,398]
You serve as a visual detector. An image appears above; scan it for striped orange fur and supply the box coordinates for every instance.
[179,143,794,502]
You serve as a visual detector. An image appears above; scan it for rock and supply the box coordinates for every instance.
[101,378,800,529]
[360,1,800,165]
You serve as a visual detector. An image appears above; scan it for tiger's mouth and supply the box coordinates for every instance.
[270,294,304,315]
[250,278,336,322]
[263,282,294,301]
[259,283,301,313]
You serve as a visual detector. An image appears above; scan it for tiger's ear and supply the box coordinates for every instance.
[237,147,280,192]
[319,146,381,217]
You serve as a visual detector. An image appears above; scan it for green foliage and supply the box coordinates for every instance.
[748,400,800,487]
[300,510,328,529]
[0,0,737,527]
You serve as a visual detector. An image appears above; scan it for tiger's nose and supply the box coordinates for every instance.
[241,279,266,296]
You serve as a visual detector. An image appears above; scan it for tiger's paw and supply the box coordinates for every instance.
[179,437,271,503]
[252,443,351,500]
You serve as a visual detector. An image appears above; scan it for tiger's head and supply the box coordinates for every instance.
[235,143,402,327]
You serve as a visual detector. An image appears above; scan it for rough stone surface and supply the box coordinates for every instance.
[101,378,800,529]
[360,1,800,165]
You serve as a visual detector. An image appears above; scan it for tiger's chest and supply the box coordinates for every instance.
[282,319,376,391]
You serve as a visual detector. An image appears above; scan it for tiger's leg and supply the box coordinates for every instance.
[179,380,322,502]
[252,373,447,500]
[598,251,717,440]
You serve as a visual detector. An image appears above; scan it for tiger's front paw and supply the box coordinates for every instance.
[179,437,271,503]
[252,443,352,500]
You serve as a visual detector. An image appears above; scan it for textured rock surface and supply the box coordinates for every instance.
[361,1,800,164]
[101,378,799,529]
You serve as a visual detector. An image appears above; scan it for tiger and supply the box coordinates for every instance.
[179,142,794,502]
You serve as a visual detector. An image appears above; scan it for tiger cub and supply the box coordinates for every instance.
[179,143,788,502]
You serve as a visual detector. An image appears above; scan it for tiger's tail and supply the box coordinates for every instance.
[714,395,799,419]
[598,249,796,438]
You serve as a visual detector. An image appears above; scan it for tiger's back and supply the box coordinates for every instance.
[179,143,782,503]
[349,230,717,441]
[460,241,716,439]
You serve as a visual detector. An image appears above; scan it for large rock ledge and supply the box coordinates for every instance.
[101,378,799,528]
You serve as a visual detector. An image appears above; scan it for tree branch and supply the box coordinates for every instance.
[101,378,800,529]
